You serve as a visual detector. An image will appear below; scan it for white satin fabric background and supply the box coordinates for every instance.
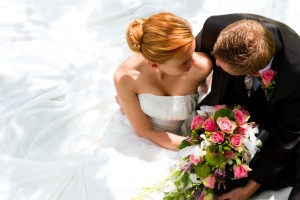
[0,0,298,199]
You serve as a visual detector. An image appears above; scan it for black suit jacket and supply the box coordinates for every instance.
[195,13,300,192]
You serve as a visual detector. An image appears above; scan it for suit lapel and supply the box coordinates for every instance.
[198,67,230,107]
[269,48,283,107]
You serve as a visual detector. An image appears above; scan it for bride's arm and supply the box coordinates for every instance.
[114,68,185,150]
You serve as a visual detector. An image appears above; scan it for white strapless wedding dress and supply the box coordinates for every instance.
[96,94,198,199]
[0,94,198,200]
[101,93,198,159]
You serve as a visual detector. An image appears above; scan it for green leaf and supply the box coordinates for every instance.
[205,146,227,167]
[174,172,189,188]
[163,193,181,200]
[194,163,211,177]
[214,108,235,121]
[184,187,195,199]
[191,129,203,139]
[173,170,182,178]
[178,139,191,149]
[208,144,218,152]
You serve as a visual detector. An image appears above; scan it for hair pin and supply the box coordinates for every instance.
[136,18,143,25]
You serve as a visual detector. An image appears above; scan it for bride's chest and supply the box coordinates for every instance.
[136,75,198,96]
[138,94,197,120]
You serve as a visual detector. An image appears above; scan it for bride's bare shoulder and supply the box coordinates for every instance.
[114,54,145,86]
[118,53,145,71]
[193,52,212,70]
[191,52,212,77]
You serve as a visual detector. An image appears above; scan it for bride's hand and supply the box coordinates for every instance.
[115,95,125,115]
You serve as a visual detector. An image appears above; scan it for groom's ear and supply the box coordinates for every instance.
[147,60,158,68]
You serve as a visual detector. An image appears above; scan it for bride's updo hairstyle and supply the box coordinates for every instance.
[126,12,194,63]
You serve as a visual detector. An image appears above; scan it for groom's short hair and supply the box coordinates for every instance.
[212,19,275,74]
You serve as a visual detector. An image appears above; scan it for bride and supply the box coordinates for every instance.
[0,12,212,200]
[101,11,212,198]
[112,12,212,150]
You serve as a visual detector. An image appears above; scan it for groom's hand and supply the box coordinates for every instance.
[217,187,249,200]
[218,179,260,200]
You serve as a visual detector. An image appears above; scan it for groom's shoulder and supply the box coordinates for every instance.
[204,13,267,26]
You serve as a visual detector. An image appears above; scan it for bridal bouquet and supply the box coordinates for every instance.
[134,105,262,200]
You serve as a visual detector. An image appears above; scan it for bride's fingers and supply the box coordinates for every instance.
[115,95,126,114]
[115,95,120,104]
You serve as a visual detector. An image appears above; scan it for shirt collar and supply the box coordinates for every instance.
[257,57,274,75]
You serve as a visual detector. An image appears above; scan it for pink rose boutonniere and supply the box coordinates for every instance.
[254,69,278,101]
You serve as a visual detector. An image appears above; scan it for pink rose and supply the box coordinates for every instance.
[189,154,204,165]
[210,131,224,144]
[191,115,205,130]
[233,109,248,125]
[203,174,216,189]
[202,118,217,132]
[233,164,252,179]
[243,152,251,164]
[216,117,237,133]
[214,105,227,111]
[240,108,249,116]
[261,69,277,86]
[236,127,248,137]
[230,135,242,147]
[224,150,235,160]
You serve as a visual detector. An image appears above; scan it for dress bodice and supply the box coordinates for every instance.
[138,93,198,134]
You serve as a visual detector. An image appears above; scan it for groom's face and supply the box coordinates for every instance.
[215,59,246,76]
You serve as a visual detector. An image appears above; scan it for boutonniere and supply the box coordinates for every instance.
[253,69,278,101]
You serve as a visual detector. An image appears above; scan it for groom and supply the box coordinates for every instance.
[195,13,300,200]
